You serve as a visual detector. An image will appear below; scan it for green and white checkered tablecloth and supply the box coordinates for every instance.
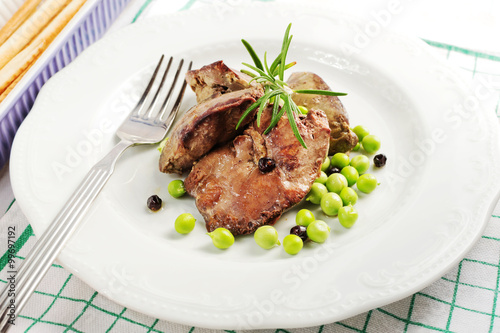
[1,0,500,332]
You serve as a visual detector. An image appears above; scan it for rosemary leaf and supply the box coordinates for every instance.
[264,52,272,77]
[272,62,296,77]
[242,62,274,82]
[241,69,257,78]
[256,90,283,126]
[269,52,282,74]
[241,39,263,70]
[238,23,348,148]
[272,95,280,116]
[279,24,292,81]
[256,98,268,127]
[289,97,302,115]
[275,78,288,87]
[264,105,286,135]
[248,76,271,85]
[236,95,265,129]
[256,91,272,126]
[293,89,347,96]
[284,96,307,148]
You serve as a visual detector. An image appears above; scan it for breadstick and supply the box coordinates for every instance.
[30,0,87,47]
[0,0,43,45]
[0,0,70,70]
[0,39,45,94]
[0,0,88,104]
[0,65,30,104]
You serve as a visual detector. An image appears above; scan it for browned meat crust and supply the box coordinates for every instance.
[287,72,358,154]
[159,87,263,174]
[185,60,256,103]
[184,108,331,236]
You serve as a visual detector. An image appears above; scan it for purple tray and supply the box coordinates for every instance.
[0,0,131,168]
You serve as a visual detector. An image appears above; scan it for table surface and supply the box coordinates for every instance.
[1,0,500,332]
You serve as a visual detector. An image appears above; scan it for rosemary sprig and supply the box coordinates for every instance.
[237,23,347,148]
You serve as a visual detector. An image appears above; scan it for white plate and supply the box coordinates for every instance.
[10,1,500,329]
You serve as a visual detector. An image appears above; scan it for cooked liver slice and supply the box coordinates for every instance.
[287,72,358,154]
[184,108,330,236]
[185,60,256,103]
[159,86,263,174]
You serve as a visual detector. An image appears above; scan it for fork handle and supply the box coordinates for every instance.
[0,140,132,332]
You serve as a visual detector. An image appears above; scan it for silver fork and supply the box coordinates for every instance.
[0,55,192,332]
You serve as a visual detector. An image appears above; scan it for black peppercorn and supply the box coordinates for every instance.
[328,166,341,175]
[147,195,162,212]
[258,157,276,173]
[290,225,308,242]
[373,154,387,167]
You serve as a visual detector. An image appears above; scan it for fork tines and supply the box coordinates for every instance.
[133,55,193,125]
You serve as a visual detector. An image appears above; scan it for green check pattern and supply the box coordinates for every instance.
[2,205,500,332]
[1,0,500,332]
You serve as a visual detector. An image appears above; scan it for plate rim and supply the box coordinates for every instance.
[10,1,500,329]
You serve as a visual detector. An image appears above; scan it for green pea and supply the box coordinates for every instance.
[325,173,348,194]
[307,220,331,243]
[357,174,378,193]
[353,125,370,142]
[168,179,186,198]
[320,192,343,216]
[341,166,359,187]
[320,156,330,172]
[254,226,280,249]
[350,155,370,174]
[338,204,358,228]
[298,106,308,115]
[174,213,196,234]
[307,183,328,205]
[330,153,349,169]
[315,171,328,184]
[283,234,303,255]
[296,209,315,227]
[352,142,360,151]
[208,228,235,249]
[362,135,381,154]
[339,187,358,206]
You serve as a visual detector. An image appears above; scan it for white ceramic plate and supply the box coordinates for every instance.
[10,2,500,329]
